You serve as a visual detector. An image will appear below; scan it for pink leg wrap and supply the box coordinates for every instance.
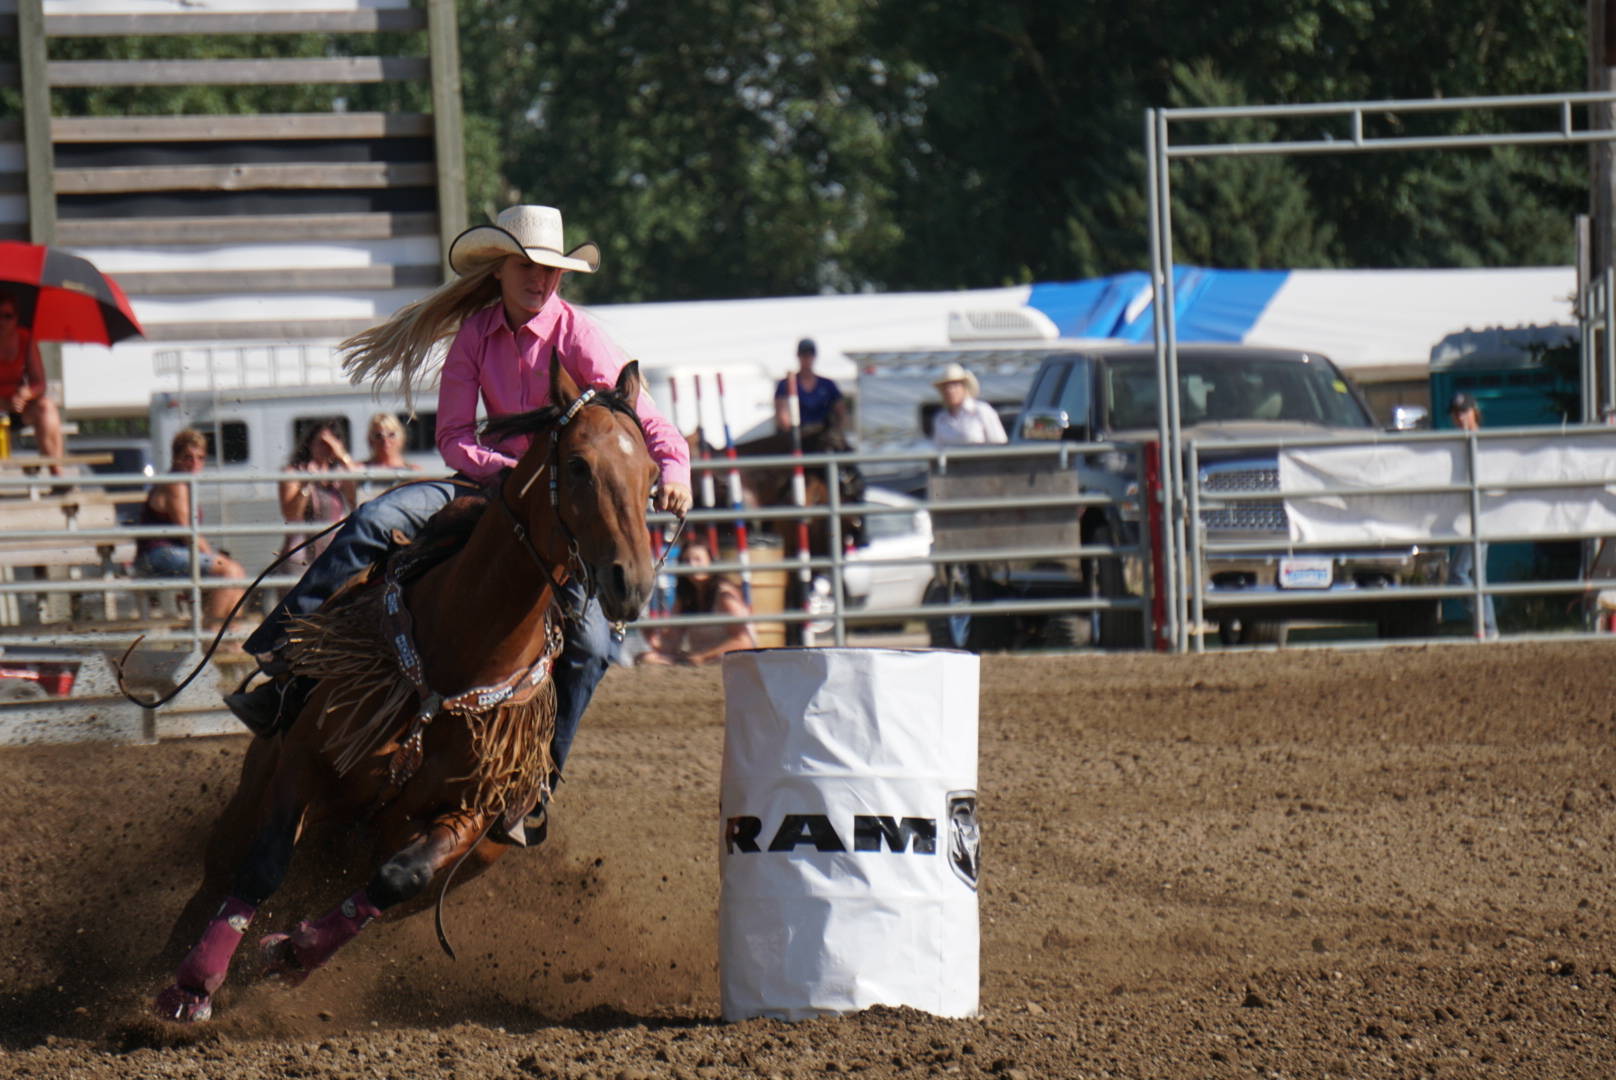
[286,889,382,973]
[175,896,258,995]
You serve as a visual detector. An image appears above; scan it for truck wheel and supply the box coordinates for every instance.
[1377,600,1439,639]
[1217,618,1288,646]
[924,566,1010,652]
[1095,526,1145,649]
[1041,613,1093,649]
[924,577,966,648]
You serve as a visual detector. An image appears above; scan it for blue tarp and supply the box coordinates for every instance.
[1027,267,1288,343]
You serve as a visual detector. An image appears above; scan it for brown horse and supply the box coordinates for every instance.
[730,423,866,555]
[153,359,657,1023]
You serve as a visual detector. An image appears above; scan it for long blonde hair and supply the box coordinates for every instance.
[340,259,503,409]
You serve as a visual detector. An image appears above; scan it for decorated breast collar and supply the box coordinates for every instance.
[380,560,565,787]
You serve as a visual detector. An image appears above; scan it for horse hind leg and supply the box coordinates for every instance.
[153,760,311,1023]
[258,813,497,984]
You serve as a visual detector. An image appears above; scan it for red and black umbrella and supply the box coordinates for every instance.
[0,241,144,346]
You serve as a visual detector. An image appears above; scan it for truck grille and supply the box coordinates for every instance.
[1200,501,1287,531]
[1201,467,1278,493]
[1200,464,1286,532]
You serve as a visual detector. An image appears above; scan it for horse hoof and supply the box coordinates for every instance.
[258,931,310,986]
[153,983,213,1023]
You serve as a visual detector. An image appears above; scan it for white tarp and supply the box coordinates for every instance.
[719,648,979,1021]
[1279,432,1616,543]
[1246,267,1576,372]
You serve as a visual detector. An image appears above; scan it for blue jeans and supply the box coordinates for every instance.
[245,477,612,773]
[1449,541,1497,636]
[137,544,223,576]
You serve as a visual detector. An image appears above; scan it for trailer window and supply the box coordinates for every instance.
[402,412,437,454]
[201,421,250,465]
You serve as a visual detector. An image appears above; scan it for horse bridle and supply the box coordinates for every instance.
[494,388,683,627]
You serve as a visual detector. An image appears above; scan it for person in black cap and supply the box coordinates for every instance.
[1447,391,1497,637]
[773,337,845,431]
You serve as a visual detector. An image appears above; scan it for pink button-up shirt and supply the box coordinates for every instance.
[436,298,689,487]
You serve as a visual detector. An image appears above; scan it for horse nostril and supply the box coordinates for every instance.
[611,562,628,597]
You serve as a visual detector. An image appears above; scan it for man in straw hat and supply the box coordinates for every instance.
[931,362,1006,446]
[226,205,692,768]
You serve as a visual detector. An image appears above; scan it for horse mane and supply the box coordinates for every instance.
[479,384,644,446]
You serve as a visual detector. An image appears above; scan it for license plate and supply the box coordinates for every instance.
[1278,557,1333,589]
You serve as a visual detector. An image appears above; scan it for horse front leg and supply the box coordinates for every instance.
[258,812,490,985]
[154,758,313,1022]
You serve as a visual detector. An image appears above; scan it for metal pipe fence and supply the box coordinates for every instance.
[1185,424,1616,651]
[1149,87,1616,650]
[4,423,1614,671]
[0,441,1143,658]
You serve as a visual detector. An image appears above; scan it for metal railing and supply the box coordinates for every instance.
[1186,424,1616,651]
[1148,88,1616,650]
[0,441,1144,657]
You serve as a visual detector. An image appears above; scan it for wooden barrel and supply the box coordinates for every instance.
[722,540,787,648]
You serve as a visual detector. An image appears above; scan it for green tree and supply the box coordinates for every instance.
[455,0,909,303]
[1151,61,1336,268]
[7,0,1595,297]
[859,0,1586,286]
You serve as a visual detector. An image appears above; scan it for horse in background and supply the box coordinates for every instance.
[727,423,866,556]
[153,360,657,1023]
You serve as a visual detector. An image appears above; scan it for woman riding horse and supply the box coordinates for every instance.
[226,204,692,765]
[154,205,689,1022]
[155,358,662,1022]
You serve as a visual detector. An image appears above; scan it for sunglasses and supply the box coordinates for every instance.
[369,430,400,440]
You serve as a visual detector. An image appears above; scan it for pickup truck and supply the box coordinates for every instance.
[924,342,1447,649]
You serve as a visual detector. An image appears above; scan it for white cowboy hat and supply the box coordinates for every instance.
[933,362,980,398]
[448,205,601,275]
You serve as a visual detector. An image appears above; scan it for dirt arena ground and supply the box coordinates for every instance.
[2,641,1614,1078]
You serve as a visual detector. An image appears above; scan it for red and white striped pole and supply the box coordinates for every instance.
[714,372,752,605]
[655,375,684,618]
[692,374,722,559]
[786,371,815,645]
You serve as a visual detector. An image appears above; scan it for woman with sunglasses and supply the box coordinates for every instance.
[361,412,421,472]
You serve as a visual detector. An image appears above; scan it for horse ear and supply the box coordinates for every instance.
[551,351,582,410]
[615,360,643,404]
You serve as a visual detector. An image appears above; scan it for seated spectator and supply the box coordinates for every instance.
[362,411,422,472]
[638,542,756,665]
[359,411,423,504]
[279,421,358,568]
[135,428,247,628]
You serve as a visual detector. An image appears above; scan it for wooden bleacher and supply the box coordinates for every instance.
[0,480,139,626]
[0,452,115,472]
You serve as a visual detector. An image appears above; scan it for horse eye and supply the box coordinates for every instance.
[566,456,593,483]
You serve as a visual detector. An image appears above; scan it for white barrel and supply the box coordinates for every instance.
[719,647,980,1021]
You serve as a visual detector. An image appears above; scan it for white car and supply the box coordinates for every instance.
[841,487,934,616]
